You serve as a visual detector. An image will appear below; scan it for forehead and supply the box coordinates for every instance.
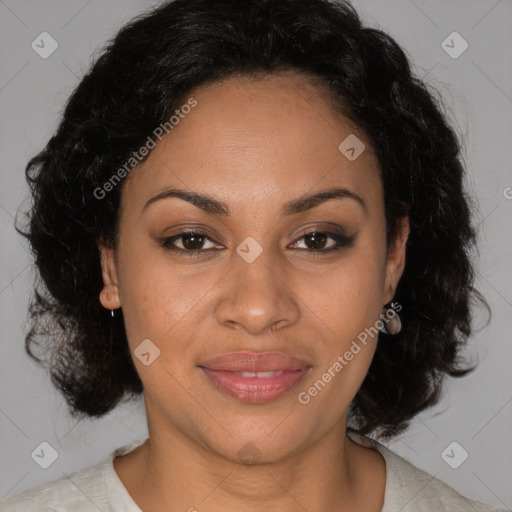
[122,71,381,215]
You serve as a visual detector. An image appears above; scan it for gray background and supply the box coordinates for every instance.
[1,0,511,508]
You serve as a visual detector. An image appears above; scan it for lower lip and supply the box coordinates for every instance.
[200,367,310,403]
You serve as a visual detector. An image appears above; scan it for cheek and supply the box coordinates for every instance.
[116,241,223,376]
[299,241,386,340]
[118,259,201,344]
[295,235,386,400]
[115,260,208,404]
[294,255,385,425]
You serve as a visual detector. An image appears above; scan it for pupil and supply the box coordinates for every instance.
[183,233,204,250]
[306,232,327,249]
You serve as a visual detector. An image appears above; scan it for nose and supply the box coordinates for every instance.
[214,249,301,336]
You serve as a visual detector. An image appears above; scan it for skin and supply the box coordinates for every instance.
[98,70,409,512]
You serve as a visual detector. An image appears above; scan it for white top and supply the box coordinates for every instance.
[0,431,505,511]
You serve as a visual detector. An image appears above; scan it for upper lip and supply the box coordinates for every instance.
[198,351,310,372]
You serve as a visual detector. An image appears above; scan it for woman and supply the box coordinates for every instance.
[1,0,505,510]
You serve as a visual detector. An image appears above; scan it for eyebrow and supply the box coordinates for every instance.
[142,186,366,217]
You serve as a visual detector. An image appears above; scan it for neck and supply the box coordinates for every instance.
[114,416,385,512]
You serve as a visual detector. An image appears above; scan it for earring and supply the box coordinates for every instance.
[379,302,402,335]
[104,292,115,318]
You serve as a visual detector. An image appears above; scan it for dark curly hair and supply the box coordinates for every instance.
[16,0,490,440]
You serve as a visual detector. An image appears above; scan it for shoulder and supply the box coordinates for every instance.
[0,459,109,512]
[0,439,146,512]
[347,431,506,512]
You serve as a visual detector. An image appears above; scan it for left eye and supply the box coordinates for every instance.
[290,231,353,252]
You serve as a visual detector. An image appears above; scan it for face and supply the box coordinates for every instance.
[99,71,409,464]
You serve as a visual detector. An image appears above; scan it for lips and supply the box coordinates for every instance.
[198,351,311,403]
[198,351,309,372]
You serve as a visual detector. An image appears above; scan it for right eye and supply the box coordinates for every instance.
[160,231,221,256]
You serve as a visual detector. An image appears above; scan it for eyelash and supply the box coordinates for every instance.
[159,230,355,257]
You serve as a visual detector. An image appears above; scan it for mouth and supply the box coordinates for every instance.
[197,351,312,404]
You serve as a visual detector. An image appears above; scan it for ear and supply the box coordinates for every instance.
[382,216,410,305]
[98,242,121,311]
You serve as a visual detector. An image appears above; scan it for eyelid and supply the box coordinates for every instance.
[291,223,349,241]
